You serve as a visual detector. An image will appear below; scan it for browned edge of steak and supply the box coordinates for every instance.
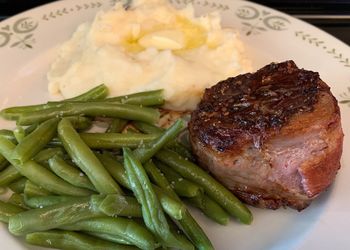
[189,60,344,210]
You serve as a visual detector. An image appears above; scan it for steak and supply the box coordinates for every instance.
[188,61,343,210]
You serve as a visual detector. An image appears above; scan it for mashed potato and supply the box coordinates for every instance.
[48,0,250,110]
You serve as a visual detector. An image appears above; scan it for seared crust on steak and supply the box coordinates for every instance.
[189,61,343,210]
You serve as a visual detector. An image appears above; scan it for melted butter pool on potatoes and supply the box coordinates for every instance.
[48,0,251,110]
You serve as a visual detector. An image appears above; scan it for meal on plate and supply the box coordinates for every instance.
[0,0,344,249]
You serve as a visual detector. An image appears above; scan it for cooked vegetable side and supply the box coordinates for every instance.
[0,85,252,250]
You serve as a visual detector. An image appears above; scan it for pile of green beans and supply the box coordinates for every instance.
[0,85,252,250]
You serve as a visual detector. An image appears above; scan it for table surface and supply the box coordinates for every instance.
[254,0,350,45]
[0,0,349,45]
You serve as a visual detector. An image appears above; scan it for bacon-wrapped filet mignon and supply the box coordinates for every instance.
[189,61,343,210]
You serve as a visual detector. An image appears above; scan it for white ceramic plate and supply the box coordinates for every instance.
[0,0,349,249]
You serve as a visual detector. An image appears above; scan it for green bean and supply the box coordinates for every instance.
[107,118,128,133]
[80,132,158,149]
[32,147,65,164]
[0,165,22,186]
[100,171,185,220]
[132,122,194,160]
[63,84,109,102]
[2,88,161,122]
[98,152,187,220]
[97,153,130,189]
[48,155,96,191]
[8,195,105,235]
[156,149,253,224]
[0,127,43,146]
[123,148,193,250]
[87,232,133,245]
[11,118,59,164]
[0,129,20,148]
[155,160,203,198]
[65,116,93,131]
[187,194,230,225]
[132,121,163,134]
[13,126,25,143]
[0,186,5,194]
[26,230,138,250]
[62,217,158,250]
[167,218,194,247]
[47,138,62,147]
[17,102,160,126]
[133,119,185,163]
[152,185,186,221]
[177,129,192,149]
[24,181,52,197]
[0,111,18,121]
[106,89,164,106]
[21,165,93,196]
[0,129,15,141]
[0,200,24,223]
[24,195,79,209]
[101,153,210,249]
[20,117,93,134]
[143,160,213,250]
[132,122,190,147]
[58,119,123,194]
[1,84,108,120]
[144,160,175,197]
[124,148,169,237]
[158,185,213,250]
[177,210,214,250]
[99,170,185,220]
[0,137,93,196]
[45,118,94,147]
[8,193,28,209]
[98,194,142,218]
[0,157,8,172]
[167,141,195,161]
[24,123,38,134]
[8,177,27,193]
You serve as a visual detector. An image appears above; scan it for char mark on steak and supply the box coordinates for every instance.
[189,61,343,210]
